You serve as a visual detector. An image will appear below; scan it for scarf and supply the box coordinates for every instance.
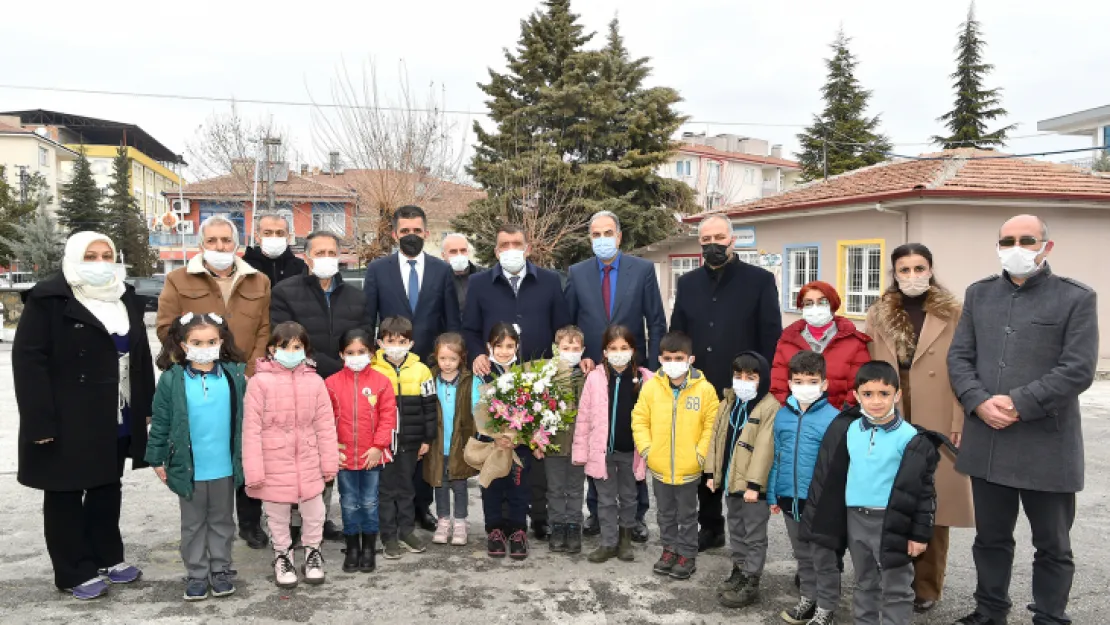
[61,231,130,336]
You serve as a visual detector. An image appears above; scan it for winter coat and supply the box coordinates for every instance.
[424,369,480,485]
[866,287,974,527]
[370,350,437,452]
[242,245,308,287]
[157,254,271,376]
[271,274,371,379]
[15,275,156,491]
[145,362,247,499]
[548,367,586,457]
[766,395,840,518]
[462,261,572,364]
[705,391,780,496]
[452,261,482,313]
[242,359,339,503]
[801,407,950,570]
[770,316,872,410]
[325,367,397,471]
[363,253,461,363]
[572,366,653,481]
[631,368,720,486]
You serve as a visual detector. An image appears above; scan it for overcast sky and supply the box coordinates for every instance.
[1,0,1106,178]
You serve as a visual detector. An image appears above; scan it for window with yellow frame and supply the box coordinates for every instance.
[837,239,885,317]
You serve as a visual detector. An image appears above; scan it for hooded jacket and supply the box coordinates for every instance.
[325,366,397,471]
[766,394,840,519]
[631,367,720,486]
[242,245,307,287]
[370,349,437,451]
[704,351,780,496]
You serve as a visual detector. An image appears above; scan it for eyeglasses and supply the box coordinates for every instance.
[998,236,1041,248]
[802,298,830,309]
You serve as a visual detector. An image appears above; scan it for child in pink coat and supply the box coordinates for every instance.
[243,322,338,589]
[572,325,653,564]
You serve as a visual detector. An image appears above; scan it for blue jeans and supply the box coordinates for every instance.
[337,468,380,535]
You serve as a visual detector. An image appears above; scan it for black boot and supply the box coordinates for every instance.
[549,523,567,552]
[617,527,635,562]
[565,523,582,554]
[359,533,377,573]
[342,534,361,573]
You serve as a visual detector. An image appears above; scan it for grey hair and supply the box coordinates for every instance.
[440,232,470,252]
[254,212,290,231]
[305,230,342,254]
[697,213,733,236]
[589,210,621,233]
[199,215,240,250]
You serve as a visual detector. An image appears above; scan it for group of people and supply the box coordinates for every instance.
[13,205,1096,625]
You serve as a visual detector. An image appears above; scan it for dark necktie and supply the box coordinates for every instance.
[509,275,520,296]
[407,260,419,312]
[602,265,613,320]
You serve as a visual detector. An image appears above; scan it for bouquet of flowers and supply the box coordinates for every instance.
[481,348,578,454]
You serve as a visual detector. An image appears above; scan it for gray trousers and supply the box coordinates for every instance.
[545,456,585,525]
[595,452,638,547]
[784,514,840,610]
[434,462,469,519]
[179,477,236,580]
[291,480,334,528]
[848,508,915,625]
[653,479,699,558]
[726,494,770,575]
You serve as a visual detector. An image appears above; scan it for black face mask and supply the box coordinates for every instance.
[398,233,424,257]
[701,243,730,268]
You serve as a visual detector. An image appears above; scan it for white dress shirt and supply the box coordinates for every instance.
[400,252,426,294]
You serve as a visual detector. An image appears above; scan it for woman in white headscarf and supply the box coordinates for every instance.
[14,231,156,600]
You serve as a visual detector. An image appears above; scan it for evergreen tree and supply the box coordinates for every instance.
[58,147,104,235]
[0,165,49,261]
[104,146,156,276]
[0,203,65,279]
[795,30,892,181]
[933,2,1015,149]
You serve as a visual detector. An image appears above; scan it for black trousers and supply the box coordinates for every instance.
[483,446,532,533]
[235,486,262,530]
[43,437,128,590]
[697,474,726,535]
[586,477,650,521]
[414,457,434,515]
[971,477,1076,625]
[529,455,548,525]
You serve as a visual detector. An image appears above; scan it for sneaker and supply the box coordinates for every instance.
[718,574,760,609]
[182,577,208,602]
[302,546,326,585]
[451,520,469,546]
[487,529,507,558]
[509,529,529,560]
[716,565,745,594]
[781,596,817,624]
[239,524,269,549]
[210,571,235,597]
[322,520,343,542]
[652,549,677,575]
[273,550,298,588]
[72,577,110,600]
[382,538,404,560]
[669,555,696,580]
[432,518,452,544]
[400,532,428,553]
[806,607,835,625]
[954,614,1001,625]
[100,562,142,584]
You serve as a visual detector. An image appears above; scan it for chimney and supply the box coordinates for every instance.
[771,144,783,159]
[300,164,309,176]
[328,151,342,175]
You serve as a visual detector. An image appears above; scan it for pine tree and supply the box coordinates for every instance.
[933,2,1015,149]
[795,29,892,182]
[104,146,156,276]
[58,147,104,235]
[0,165,49,260]
[0,203,65,279]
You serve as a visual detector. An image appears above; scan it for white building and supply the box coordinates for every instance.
[0,116,78,214]
[659,133,802,211]
[1037,104,1110,169]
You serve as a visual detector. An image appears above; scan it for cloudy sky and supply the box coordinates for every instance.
[1,0,1106,177]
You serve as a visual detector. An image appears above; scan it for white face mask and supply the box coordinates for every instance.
[790,383,823,405]
[732,379,759,403]
[499,249,526,274]
[862,403,897,423]
[203,249,235,271]
[897,275,932,297]
[448,255,470,273]
[998,244,1045,278]
[559,351,583,367]
[185,344,220,364]
[311,257,339,279]
[260,237,288,258]
[802,304,833,327]
[489,351,517,368]
[661,360,689,379]
[383,345,411,362]
[606,351,632,368]
[76,261,117,287]
[345,354,371,372]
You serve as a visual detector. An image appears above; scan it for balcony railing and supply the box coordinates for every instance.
[762,181,779,195]
[150,233,199,247]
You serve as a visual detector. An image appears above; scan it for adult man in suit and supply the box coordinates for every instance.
[441,232,483,313]
[565,210,666,542]
[363,204,461,532]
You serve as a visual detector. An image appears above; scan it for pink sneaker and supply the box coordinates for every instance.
[432,517,452,544]
[451,519,469,546]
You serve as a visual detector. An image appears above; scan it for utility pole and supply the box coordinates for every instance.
[822,132,828,182]
[264,137,281,213]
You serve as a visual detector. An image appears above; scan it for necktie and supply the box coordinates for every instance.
[407,260,419,312]
[509,275,520,296]
[602,265,613,319]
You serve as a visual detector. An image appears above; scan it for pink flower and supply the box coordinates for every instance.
[531,428,551,449]
[548,400,557,410]
[515,396,527,406]
[507,408,529,431]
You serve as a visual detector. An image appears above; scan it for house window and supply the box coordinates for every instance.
[669,255,701,302]
[785,245,819,310]
[675,160,692,177]
[839,240,884,316]
[744,168,755,184]
[39,147,49,166]
[1104,126,1110,154]
[707,162,721,194]
[312,203,346,236]
[735,250,760,266]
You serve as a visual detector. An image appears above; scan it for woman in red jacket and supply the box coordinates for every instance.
[770,281,872,409]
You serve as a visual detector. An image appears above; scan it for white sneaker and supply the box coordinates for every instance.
[432,517,452,544]
[302,546,325,585]
[451,519,469,546]
[273,550,298,588]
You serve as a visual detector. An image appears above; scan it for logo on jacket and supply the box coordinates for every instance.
[420,379,436,397]
[686,397,700,411]
[362,387,377,405]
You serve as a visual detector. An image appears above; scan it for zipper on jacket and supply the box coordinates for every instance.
[723,401,747,492]
[792,407,803,521]
[608,375,621,454]
[291,367,302,501]
[670,387,679,484]
[353,371,359,471]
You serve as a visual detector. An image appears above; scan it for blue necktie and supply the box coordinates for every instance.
[407,260,419,312]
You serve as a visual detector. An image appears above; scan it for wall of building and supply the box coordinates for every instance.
[0,135,68,213]
[64,146,181,218]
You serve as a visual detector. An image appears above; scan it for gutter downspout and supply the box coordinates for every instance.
[875,202,908,245]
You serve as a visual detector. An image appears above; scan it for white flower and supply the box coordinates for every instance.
[533,380,547,394]
[559,401,567,410]
[532,401,544,413]
[496,376,514,392]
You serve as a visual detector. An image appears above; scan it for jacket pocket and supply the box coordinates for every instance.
[178,288,211,301]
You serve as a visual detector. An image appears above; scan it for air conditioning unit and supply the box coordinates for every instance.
[171,198,190,214]
[177,221,194,235]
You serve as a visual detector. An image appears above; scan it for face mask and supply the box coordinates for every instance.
[345,354,371,372]
[592,236,619,260]
[398,233,424,257]
[76,261,116,287]
[384,345,411,362]
[560,351,583,367]
[661,360,689,379]
[203,249,235,271]
[802,304,833,327]
[311,257,339,279]
[274,349,306,369]
[260,237,287,259]
[998,245,1044,278]
[607,351,632,368]
[732,379,759,403]
[499,249,526,274]
[185,344,220,364]
[862,403,896,423]
[448,254,470,272]
[701,243,730,267]
[897,275,932,297]
[790,383,823,404]
[490,351,517,368]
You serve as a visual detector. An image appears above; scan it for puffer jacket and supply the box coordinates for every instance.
[766,394,840,519]
[631,368,720,486]
[705,391,780,496]
[423,368,480,485]
[325,366,397,471]
[271,274,370,379]
[242,359,339,504]
[145,361,247,499]
[572,366,653,481]
[802,406,950,570]
[371,350,437,452]
[770,317,872,410]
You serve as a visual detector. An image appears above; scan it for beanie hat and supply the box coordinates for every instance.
[796,280,841,313]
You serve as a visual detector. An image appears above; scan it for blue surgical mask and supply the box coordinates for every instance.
[591,236,619,260]
[274,349,306,369]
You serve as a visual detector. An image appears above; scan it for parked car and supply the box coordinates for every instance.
[125,276,165,312]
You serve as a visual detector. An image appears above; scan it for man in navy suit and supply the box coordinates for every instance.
[363,204,461,532]
[565,210,666,543]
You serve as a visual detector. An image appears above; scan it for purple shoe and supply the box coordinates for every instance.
[100,562,143,584]
[72,577,110,600]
